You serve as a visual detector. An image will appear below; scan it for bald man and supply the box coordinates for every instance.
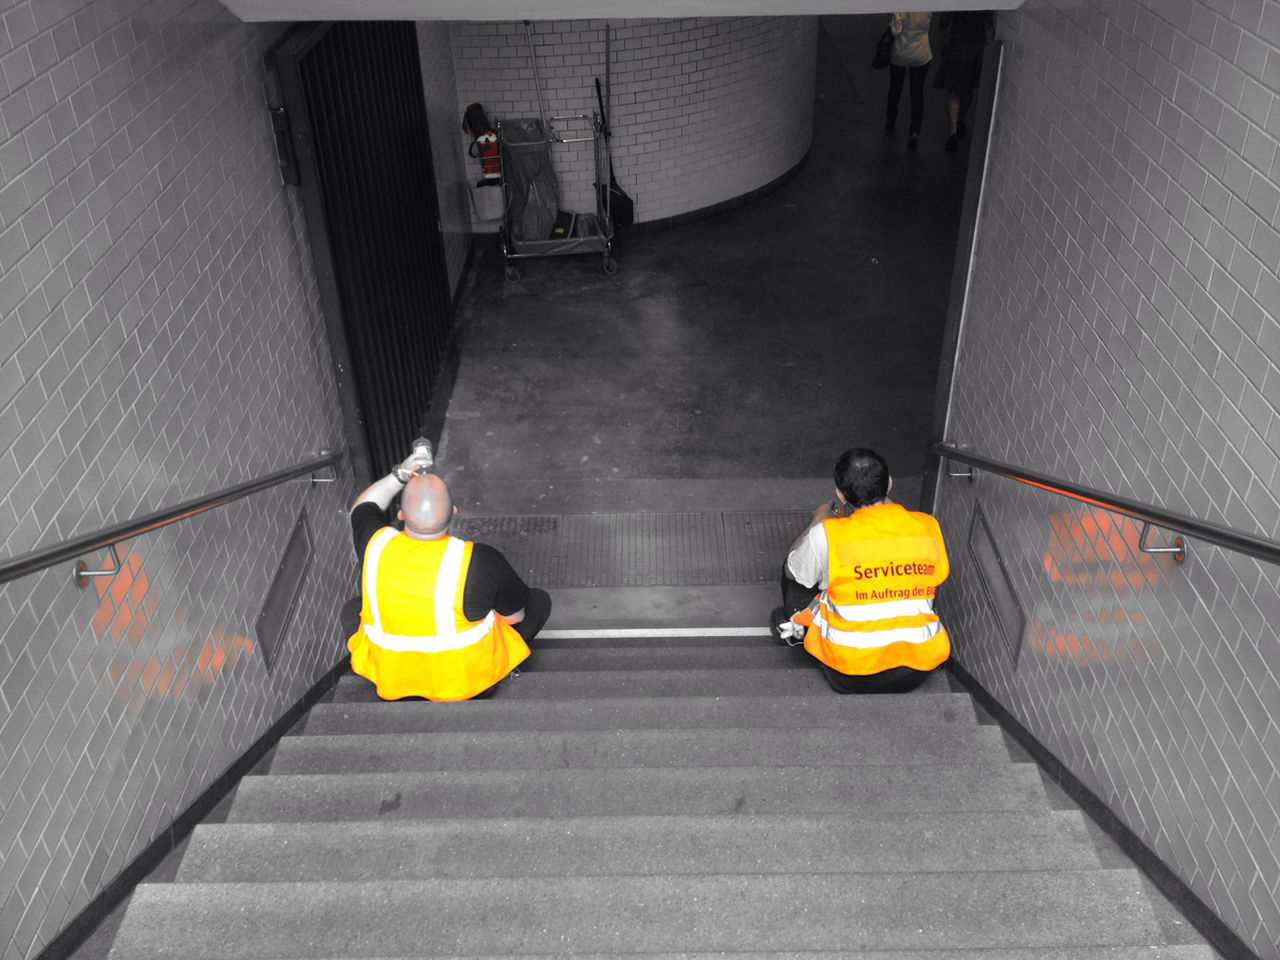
[345,462,551,701]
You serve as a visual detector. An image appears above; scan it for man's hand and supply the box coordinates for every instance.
[392,438,435,483]
[811,499,848,523]
[393,452,432,483]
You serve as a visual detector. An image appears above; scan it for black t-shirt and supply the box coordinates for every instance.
[350,502,530,622]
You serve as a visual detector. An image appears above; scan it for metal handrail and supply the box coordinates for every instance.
[0,450,344,587]
[934,442,1280,567]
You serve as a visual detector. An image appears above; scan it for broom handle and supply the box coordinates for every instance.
[604,23,612,137]
[595,77,610,138]
[524,21,552,138]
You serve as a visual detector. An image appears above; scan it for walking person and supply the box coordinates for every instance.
[884,12,933,149]
[933,10,994,151]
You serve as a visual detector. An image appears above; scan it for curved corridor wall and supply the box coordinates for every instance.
[451,17,817,227]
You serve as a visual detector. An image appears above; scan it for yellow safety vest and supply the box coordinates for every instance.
[802,503,950,676]
[347,528,530,701]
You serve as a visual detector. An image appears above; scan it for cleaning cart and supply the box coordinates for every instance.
[496,112,617,282]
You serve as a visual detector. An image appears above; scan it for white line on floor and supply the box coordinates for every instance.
[539,627,772,639]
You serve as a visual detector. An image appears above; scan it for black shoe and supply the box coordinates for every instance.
[945,133,959,152]
[884,118,895,131]
[907,132,919,149]
[769,606,802,646]
[769,606,788,643]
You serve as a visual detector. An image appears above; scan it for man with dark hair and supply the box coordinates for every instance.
[772,447,950,693]
[345,443,551,701]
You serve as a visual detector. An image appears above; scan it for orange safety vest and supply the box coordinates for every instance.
[347,528,530,701]
[801,502,950,676]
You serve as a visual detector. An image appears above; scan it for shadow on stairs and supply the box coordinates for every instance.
[104,632,1219,959]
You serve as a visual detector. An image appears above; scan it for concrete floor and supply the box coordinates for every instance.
[437,14,971,631]
[439,14,969,522]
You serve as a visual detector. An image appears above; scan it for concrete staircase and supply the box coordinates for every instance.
[107,634,1216,959]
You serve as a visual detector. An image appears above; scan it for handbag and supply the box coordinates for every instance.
[871,27,893,70]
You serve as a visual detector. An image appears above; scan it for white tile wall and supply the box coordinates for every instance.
[939,2,1280,957]
[450,17,816,228]
[0,2,359,957]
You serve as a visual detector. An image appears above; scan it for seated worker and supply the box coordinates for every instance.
[771,447,949,694]
[346,447,551,701]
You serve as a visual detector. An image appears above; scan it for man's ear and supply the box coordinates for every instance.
[835,490,848,503]
[887,476,894,494]
[397,509,404,521]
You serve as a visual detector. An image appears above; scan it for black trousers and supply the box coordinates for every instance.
[513,587,552,642]
[779,565,931,695]
[886,62,931,134]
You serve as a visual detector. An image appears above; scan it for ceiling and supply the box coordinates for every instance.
[220,0,1020,22]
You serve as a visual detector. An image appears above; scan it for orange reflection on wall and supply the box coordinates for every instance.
[1027,613,1163,664]
[1042,508,1162,590]
[1032,507,1172,666]
[91,544,255,698]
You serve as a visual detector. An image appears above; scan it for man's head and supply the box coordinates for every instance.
[399,473,454,538]
[834,448,891,509]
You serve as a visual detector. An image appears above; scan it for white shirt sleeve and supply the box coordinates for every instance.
[785,522,829,589]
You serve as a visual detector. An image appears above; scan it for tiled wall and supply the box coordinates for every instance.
[0,2,371,956]
[451,17,816,228]
[937,2,1279,956]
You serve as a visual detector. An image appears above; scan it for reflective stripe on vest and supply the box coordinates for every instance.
[361,528,495,653]
[812,596,943,648]
[816,588,940,646]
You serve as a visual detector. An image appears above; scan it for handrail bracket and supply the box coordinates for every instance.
[309,448,340,485]
[75,543,122,588]
[1139,521,1187,564]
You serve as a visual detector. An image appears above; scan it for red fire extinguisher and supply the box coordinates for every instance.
[462,103,501,185]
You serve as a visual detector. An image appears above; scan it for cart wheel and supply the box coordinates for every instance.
[602,256,618,276]
[504,265,522,283]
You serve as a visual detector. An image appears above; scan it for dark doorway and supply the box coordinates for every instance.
[270,21,455,483]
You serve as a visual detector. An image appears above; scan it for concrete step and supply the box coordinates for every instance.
[298,692,978,735]
[109,870,1174,958]
[330,665,954,701]
[264,724,1009,774]
[524,642,811,671]
[224,763,1052,822]
[177,809,1102,882]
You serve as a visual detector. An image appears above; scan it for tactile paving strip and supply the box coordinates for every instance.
[452,511,810,587]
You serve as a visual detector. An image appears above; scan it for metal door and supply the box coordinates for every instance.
[270,21,454,482]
